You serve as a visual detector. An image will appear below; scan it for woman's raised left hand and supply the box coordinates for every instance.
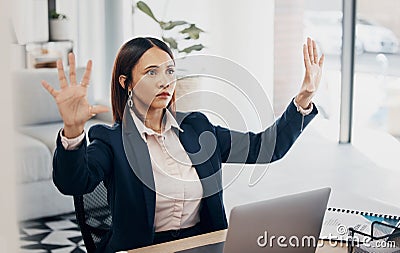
[295,37,325,109]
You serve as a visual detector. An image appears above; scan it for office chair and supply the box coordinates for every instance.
[73,181,112,253]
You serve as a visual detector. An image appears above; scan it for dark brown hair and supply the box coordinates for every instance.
[111,37,175,123]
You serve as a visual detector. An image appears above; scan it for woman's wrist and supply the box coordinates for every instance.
[294,92,313,109]
[293,97,314,116]
[63,125,84,139]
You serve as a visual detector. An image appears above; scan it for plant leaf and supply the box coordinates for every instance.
[179,24,204,39]
[49,10,67,20]
[162,37,178,50]
[161,20,188,30]
[136,1,159,23]
[179,44,205,54]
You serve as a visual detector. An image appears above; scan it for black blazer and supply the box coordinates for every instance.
[53,100,317,252]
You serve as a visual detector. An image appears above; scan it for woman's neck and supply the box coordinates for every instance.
[133,100,164,133]
[144,109,164,133]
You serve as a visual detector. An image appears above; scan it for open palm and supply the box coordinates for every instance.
[296,37,325,108]
[41,53,109,137]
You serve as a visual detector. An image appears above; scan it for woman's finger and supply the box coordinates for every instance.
[69,53,77,86]
[80,60,92,87]
[89,105,110,116]
[312,40,318,64]
[41,80,59,98]
[307,37,314,64]
[319,54,325,68]
[303,44,311,68]
[57,59,68,89]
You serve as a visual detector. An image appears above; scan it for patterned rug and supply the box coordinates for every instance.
[19,213,86,253]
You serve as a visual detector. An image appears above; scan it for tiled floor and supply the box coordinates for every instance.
[19,213,86,253]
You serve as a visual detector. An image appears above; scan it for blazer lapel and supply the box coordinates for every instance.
[122,106,156,231]
[175,119,223,197]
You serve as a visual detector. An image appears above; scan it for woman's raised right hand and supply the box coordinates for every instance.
[41,53,109,138]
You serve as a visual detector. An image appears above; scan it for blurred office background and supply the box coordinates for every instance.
[7,0,400,252]
[23,0,399,141]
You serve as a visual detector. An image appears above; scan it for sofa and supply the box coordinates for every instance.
[13,68,112,221]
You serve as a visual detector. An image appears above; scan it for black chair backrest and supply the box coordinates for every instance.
[73,182,112,253]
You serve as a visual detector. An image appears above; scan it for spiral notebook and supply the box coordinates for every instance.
[320,206,400,242]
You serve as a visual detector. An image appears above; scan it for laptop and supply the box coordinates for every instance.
[222,187,331,253]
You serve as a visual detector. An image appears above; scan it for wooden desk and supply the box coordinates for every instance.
[121,229,347,253]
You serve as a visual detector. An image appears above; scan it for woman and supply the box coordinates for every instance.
[42,37,324,252]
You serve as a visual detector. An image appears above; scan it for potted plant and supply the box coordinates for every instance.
[135,1,207,111]
[136,1,206,56]
[49,10,71,41]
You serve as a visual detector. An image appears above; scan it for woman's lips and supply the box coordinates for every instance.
[156,92,170,98]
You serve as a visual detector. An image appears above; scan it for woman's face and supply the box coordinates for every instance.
[131,47,176,111]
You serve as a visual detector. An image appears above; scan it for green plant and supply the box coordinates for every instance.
[136,1,205,55]
[49,10,67,20]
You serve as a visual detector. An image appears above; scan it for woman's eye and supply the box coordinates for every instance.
[167,69,175,75]
[147,69,157,76]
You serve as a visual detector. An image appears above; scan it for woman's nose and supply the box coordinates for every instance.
[158,74,173,88]
[159,81,169,88]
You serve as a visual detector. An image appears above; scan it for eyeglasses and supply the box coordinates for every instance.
[347,221,400,253]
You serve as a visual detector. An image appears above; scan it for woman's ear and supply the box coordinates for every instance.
[119,75,127,89]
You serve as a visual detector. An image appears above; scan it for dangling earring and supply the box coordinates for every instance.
[127,89,133,108]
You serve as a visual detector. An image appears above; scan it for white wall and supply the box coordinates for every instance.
[57,0,133,104]
[2,0,18,251]
[12,0,49,44]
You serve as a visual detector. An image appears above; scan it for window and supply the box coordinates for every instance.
[274,0,343,140]
[354,0,400,142]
